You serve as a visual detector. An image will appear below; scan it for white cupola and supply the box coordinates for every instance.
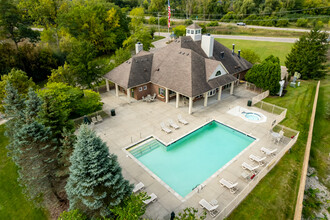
[186,23,202,41]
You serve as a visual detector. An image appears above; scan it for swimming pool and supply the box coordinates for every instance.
[127,121,255,199]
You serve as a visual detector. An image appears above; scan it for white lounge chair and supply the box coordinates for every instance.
[150,93,156,101]
[143,193,157,205]
[97,115,103,122]
[219,178,238,193]
[160,122,172,133]
[177,114,188,125]
[199,199,219,217]
[133,182,145,193]
[168,119,180,129]
[260,147,278,156]
[242,162,259,173]
[91,117,98,124]
[249,154,267,166]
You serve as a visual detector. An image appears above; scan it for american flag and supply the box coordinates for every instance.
[168,0,171,28]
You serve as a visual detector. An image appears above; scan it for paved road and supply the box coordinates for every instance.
[152,16,330,33]
[155,32,298,43]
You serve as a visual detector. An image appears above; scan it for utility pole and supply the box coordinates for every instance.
[158,12,160,36]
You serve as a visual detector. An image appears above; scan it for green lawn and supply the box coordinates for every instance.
[216,38,293,65]
[0,124,48,219]
[227,80,317,219]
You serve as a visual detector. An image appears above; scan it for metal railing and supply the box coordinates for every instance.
[246,82,263,93]
[216,129,300,219]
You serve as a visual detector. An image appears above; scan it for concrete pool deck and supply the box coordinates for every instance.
[94,85,294,219]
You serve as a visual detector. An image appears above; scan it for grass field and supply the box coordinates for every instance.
[227,80,317,219]
[0,124,48,219]
[215,38,293,65]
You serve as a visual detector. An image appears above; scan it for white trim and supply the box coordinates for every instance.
[122,119,258,202]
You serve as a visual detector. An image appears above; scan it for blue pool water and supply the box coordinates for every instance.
[129,121,255,198]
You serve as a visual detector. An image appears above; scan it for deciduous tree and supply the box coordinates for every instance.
[66,125,133,218]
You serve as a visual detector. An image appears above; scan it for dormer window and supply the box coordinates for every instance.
[187,29,190,34]
[215,70,222,76]
[191,30,194,34]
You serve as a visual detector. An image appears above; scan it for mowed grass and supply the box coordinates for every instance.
[0,124,48,219]
[216,38,293,65]
[227,80,317,219]
[309,76,330,189]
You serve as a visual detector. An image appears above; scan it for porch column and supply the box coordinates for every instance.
[165,88,169,103]
[217,86,222,101]
[127,88,130,102]
[176,92,179,108]
[204,92,208,107]
[105,79,110,92]
[188,97,193,115]
[115,83,119,97]
[230,82,234,95]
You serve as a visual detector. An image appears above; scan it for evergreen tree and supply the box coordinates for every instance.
[285,28,329,79]
[245,55,281,95]
[3,82,25,156]
[66,125,133,218]
[57,127,76,178]
[6,88,64,203]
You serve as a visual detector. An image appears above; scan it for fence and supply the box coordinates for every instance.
[254,101,287,128]
[251,90,269,105]
[216,127,300,219]
[246,82,263,93]
[72,110,109,127]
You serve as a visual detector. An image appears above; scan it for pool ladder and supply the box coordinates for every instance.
[130,139,163,158]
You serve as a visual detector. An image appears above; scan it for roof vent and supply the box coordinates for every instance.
[186,53,189,56]
[232,44,235,55]
[144,68,147,71]
[238,50,241,58]
[182,52,185,55]
[156,68,160,71]
[179,51,182,54]
[135,60,138,63]
[221,51,225,59]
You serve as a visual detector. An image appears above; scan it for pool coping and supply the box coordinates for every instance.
[122,119,259,202]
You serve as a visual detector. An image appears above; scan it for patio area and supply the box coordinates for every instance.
[93,84,296,219]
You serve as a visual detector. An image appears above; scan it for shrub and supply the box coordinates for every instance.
[207,21,218,27]
[74,90,103,116]
[241,49,261,64]
[296,18,308,27]
[159,17,167,26]
[244,15,259,25]
[220,11,237,22]
[276,19,289,27]
[184,19,193,25]
[312,20,324,29]
[173,25,186,37]
[245,55,281,95]
[148,16,157,24]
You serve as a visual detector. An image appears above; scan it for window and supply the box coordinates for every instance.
[215,70,222,76]
[187,29,190,34]
[197,30,200,34]
[139,87,142,92]
[143,85,147,90]
[191,30,194,34]
[208,89,216,97]
[159,88,165,96]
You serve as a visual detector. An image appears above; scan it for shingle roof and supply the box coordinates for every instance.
[186,23,202,29]
[104,36,252,97]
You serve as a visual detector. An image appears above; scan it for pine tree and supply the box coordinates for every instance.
[285,28,329,79]
[57,127,76,178]
[7,88,64,203]
[3,82,25,158]
[66,125,133,218]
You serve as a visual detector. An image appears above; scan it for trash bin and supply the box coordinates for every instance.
[247,100,252,107]
[111,109,116,116]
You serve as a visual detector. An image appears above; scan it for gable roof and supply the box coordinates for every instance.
[104,36,252,97]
